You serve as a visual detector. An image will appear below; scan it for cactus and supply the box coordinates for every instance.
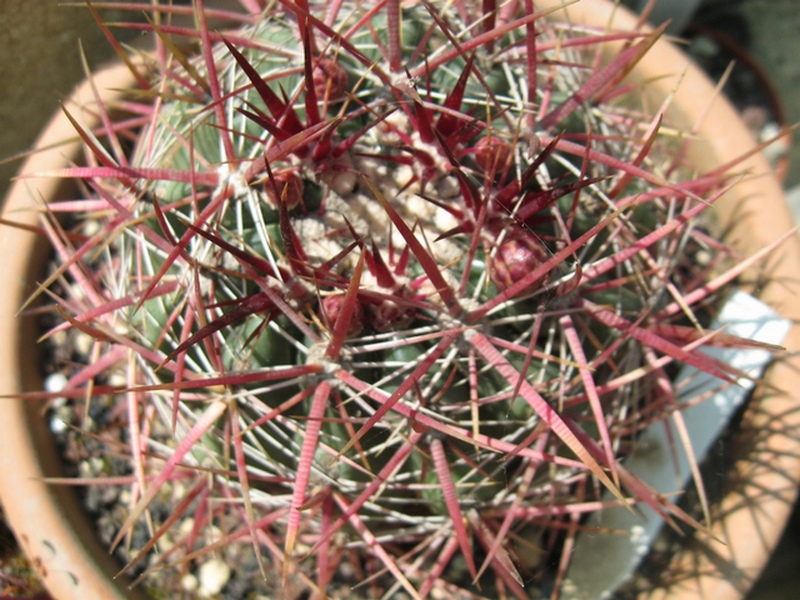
[22,1,781,597]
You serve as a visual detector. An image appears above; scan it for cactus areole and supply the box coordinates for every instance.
[25,1,784,597]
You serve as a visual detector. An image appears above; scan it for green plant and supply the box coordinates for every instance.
[7,0,786,598]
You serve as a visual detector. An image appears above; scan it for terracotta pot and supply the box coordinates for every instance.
[2,2,799,599]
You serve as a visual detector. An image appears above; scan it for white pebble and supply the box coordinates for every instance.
[204,525,223,545]
[49,416,67,434]
[181,573,198,592]
[199,558,231,596]
[179,517,196,535]
[44,372,68,394]
[73,331,94,356]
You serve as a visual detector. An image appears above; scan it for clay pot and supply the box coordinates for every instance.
[2,2,798,599]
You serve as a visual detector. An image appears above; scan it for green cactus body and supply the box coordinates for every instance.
[44,1,740,597]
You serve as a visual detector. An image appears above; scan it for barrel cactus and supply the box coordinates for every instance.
[28,0,775,597]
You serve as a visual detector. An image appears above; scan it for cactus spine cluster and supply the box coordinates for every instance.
[38,1,757,597]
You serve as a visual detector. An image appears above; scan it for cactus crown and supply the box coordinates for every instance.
[32,1,760,597]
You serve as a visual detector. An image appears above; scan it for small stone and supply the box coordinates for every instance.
[74,331,94,356]
[198,558,231,596]
[181,573,199,592]
[49,415,68,434]
[204,525,223,545]
[44,372,68,394]
[179,517,196,535]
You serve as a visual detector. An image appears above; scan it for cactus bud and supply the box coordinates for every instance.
[265,168,304,209]
[473,134,513,176]
[313,57,349,103]
[490,230,549,291]
[321,293,364,337]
